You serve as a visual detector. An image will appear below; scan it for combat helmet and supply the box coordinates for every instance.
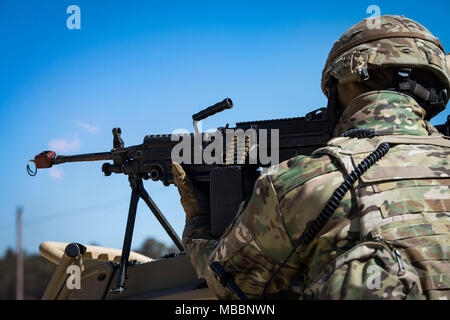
[322,15,450,120]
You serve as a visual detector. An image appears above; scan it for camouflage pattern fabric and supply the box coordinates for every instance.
[182,90,450,300]
[334,90,433,137]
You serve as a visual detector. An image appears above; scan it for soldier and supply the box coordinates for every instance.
[173,15,450,299]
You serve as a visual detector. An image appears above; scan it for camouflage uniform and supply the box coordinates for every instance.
[184,90,450,299]
[179,16,450,300]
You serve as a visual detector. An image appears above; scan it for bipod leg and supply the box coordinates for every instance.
[138,186,184,252]
[111,177,141,293]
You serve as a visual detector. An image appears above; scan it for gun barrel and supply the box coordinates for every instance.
[31,150,114,170]
[53,152,113,165]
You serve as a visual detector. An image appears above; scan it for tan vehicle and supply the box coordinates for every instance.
[39,241,215,300]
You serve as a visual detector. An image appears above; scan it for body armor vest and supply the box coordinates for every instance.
[303,134,450,299]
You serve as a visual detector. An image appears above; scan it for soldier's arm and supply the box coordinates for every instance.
[186,154,343,298]
[182,215,217,280]
[188,172,295,299]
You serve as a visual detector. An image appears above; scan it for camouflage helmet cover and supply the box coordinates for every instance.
[321,15,450,107]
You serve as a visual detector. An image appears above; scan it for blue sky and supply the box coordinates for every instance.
[0,0,449,256]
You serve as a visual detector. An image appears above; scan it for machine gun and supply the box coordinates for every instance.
[28,98,329,294]
[28,98,449,298]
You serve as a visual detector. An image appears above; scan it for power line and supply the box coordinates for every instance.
[0,197,129,231]
[0,184,172,231]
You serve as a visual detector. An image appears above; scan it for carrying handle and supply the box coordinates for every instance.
[192,98,233,122]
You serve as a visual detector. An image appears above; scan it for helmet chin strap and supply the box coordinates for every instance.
[387,68,448,120]
[325,77,340,136]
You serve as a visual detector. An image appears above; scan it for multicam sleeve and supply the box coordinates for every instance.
[182,215,218,279]
[199,173,295,299]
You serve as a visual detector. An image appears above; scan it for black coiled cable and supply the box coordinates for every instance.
[262,130,389,299]
[341,128,376,139]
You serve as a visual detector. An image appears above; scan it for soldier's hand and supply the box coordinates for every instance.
[172,162,210,222]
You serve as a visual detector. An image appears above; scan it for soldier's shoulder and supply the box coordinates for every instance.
[263,153,340,198]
